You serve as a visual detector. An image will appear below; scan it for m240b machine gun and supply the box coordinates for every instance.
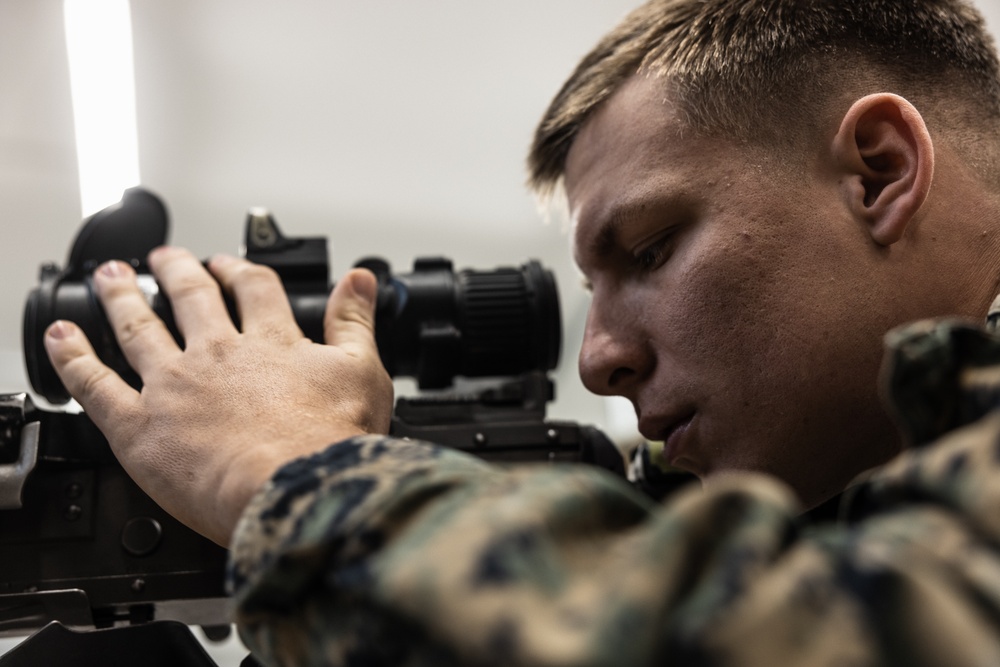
[0,188,625,666]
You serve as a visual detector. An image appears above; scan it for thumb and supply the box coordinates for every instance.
[324,268,380,356]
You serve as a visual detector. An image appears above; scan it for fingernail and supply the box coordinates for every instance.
[210,253,237,268]
[46,320,72,340]
[98,260,125,279]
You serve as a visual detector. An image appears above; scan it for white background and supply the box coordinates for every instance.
[1,1,999,663]
[1,0,999,421]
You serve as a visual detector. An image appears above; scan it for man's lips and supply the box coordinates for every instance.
[638,411,697,469]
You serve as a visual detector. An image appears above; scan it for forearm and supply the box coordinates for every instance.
[229,435,502,665]
[228,435,801,666]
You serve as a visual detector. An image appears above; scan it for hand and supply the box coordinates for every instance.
[43,247,393,546]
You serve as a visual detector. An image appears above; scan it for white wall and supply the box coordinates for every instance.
[1,0,998,427]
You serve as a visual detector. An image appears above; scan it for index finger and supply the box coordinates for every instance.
[92,260,182,376]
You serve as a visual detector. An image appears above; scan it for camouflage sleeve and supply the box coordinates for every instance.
[226,429,1000,666]
[226,316,1000,666]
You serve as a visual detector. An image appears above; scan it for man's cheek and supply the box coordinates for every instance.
[666,254,774,356]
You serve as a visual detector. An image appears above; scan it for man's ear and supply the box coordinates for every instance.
[831,94,934,246]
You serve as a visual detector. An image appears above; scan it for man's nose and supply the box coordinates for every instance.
[578,303,651,397]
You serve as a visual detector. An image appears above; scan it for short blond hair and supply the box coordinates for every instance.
[528,0,1000,196]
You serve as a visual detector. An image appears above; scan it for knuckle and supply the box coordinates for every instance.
[206,336,235,362]
[168,272,220,302]
[116,312,166,348]
[345,307,374,327]
[46,335,83,369]
[73,364,115,405]
[189,335,237,363]
[255,321,298,342]
[236,262,281,287]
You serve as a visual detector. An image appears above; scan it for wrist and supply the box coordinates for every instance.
[211,427,368,546]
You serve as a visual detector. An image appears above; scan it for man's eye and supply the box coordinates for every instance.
[634,235,673,272]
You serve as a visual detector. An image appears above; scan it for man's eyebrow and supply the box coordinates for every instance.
[583,200,653,259]
[573,192,686,284]
[588,218,621,260]
[573,208,635,293]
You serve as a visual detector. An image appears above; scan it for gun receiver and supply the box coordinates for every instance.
[0,393,230,646]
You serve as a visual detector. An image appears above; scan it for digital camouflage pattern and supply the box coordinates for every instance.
[227,296,1000,666]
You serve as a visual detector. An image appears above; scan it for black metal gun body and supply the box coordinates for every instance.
[0,395,228,638]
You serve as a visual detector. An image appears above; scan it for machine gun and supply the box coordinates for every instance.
[0,189,626,666]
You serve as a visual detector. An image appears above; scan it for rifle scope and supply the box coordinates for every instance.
[24,188,561,404]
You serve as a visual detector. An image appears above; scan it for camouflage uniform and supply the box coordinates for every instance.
[227,297,1000,666]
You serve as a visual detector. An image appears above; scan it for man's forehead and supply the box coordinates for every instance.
[565,76,693,259]
[565,76,679,189]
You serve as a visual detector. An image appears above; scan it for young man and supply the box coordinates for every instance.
[43,0,1000,664]
[529,0,1000,511]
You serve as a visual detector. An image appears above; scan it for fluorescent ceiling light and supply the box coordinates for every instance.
[64,0,141,220]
